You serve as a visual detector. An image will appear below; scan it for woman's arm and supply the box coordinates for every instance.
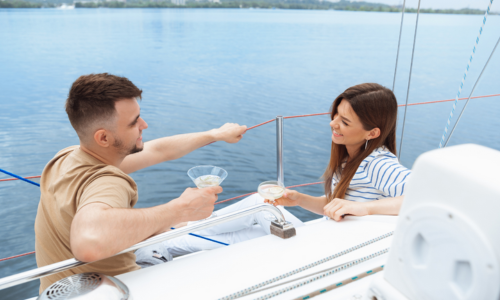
[323,196,404,221]
[268,190,329,216]
[365,196,403,215]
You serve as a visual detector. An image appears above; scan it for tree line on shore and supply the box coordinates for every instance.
[0,0,493,15]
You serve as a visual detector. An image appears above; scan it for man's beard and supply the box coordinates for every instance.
[113,137,143,155]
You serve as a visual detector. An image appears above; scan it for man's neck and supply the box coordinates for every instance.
[79,144,124,168]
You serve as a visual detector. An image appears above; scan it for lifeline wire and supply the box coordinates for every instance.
[392,0,406,92]
[439,0,495,148]
[443,34,500,147]
[398,0,421,160]
[3,93,500,185]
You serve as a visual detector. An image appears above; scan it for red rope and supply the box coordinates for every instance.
[3,93,499,183]
[0,251,35,262]
[284,112,330,119]
[0,175,41,182]
[3,93,498,261]
[400,93,500,107]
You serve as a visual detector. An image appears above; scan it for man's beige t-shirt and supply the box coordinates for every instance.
[35,146,140,292]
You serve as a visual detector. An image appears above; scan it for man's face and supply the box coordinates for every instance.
[112,98,148,156]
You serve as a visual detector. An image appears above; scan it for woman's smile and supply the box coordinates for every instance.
[332,129,344,138]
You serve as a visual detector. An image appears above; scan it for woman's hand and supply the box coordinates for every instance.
[323,198,370,221]
[264,189,302,207]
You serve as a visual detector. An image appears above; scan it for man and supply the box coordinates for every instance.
[34,73,247,291]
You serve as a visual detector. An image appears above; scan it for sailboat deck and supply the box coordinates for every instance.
[115,216,397,299]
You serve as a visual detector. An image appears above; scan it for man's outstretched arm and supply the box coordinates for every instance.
[70,186,221,262]
[119,123,246,174]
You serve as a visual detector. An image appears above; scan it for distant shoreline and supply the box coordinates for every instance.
[1,0,498,15]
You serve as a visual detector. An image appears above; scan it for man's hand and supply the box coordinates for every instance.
[173,186,222,223]
[212,123,247,144]
[265,189,302,207]
[323,198,370,221]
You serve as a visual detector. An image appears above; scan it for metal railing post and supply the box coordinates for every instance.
[276,116,284,185]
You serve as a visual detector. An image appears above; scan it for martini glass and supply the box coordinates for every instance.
[258,180,285,221]
[187,165,227,189]
[187,165,228,220]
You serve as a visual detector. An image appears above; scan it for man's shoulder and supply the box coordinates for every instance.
[54,145,80,158]
[87,165,137,190]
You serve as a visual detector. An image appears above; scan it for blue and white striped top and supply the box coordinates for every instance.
[332,147,411,202]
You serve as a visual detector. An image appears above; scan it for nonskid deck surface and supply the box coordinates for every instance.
[116,216,397,300]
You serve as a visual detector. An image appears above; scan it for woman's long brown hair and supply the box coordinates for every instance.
[323,83,398,201]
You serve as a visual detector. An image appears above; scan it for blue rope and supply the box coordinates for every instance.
[439,0,495,148]
[171,227,229,246]
[0,169,229,245]
[0,168,40,187]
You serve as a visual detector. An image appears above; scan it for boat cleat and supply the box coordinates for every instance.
[270,220,296,239]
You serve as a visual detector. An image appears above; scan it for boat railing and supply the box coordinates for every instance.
[0,203,289,290]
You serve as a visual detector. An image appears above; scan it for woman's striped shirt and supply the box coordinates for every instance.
[332,147,411,202]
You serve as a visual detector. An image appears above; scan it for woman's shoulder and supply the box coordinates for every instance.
[361,146,398,165]
[355,146,406,177]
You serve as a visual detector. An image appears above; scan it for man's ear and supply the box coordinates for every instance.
[368,128,381,140]
[94,129,111,148]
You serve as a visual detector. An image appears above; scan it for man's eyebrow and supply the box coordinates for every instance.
[129,114,140,126]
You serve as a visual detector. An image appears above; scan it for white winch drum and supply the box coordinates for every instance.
[37,273,129,300]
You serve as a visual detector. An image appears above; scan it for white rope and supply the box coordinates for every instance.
[439,0,495,148]
[218,231,393,300]
[253,248,389,300]
[443,35,500,147]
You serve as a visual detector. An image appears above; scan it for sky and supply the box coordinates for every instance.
[351,0,492,10]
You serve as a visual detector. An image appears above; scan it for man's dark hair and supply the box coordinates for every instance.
[65,73,142,140]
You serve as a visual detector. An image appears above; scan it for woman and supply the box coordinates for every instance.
[135,83,410,266]
[271,82,409,221]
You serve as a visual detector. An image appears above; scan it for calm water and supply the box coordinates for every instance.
[0,8,499,299]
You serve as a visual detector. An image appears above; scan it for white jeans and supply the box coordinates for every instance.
[162,194,304,257]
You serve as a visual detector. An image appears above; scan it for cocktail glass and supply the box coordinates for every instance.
[258,180,285,221]
[187,165,228,221]
[187,165,228,189]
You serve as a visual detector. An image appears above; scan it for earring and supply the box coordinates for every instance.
[365,139,369,150]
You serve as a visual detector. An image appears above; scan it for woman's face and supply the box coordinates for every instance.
[330,100,374,150]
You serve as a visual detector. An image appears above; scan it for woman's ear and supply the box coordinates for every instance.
[368,128,381,140]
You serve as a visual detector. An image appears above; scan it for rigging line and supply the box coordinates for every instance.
[0,251,36,263]
[444,35,500,147]
[0,168,40,187]
[0,176,41,182]
[392,0,406,92]
[4,93,500,185]
[398,0,421,161]
[439,0,495,148]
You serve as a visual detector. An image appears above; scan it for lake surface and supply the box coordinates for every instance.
[0,8,499,299]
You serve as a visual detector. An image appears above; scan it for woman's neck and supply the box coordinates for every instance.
[345,142,363,161]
